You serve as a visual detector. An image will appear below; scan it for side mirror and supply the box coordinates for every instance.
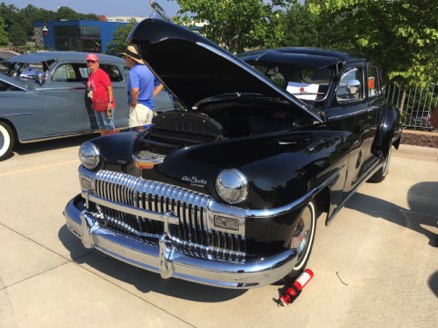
[346,79,361,95]
[35,70,47,85]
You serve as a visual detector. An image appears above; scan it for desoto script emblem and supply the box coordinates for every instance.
[181,176,207,186]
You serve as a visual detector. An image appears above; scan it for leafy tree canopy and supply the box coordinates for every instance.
[307,0,438,87]
[174,0,291,53]
[106,20,137,56]
[0,17,8,46]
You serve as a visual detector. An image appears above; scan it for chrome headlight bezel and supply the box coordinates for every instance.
[78,142,100,170]
[215,169,248,204]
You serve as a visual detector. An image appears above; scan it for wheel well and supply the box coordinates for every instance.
[314,187,330,216]
[0,119,18,141]
[315,187,330,216]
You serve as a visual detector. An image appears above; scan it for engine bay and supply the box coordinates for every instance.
[141,97,313,154]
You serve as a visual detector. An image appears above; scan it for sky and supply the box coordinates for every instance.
[2,0,180,17]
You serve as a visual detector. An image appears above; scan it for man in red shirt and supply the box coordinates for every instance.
[86,54,116,135]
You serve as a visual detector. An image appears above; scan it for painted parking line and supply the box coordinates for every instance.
[0,160,78,178]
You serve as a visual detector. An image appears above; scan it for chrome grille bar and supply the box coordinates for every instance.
[89,170,246,259]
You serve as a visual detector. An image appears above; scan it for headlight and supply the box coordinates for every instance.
[215,169,248,204]
[78,142,100,170]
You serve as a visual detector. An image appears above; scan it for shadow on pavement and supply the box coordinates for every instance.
[346,181,438,247]
[347,182,438,296]
[58,225,246,302]
[428,271,438,297]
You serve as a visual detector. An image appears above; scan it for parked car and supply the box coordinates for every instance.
[405,110,432,130]
[0,51,174,160]
[64,18,401,289]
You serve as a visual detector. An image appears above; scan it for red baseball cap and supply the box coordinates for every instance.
[86,54,98,62]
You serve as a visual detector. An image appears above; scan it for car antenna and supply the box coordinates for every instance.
[149,1,171,22]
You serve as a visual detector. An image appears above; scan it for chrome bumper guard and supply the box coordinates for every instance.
[64,195,298,289]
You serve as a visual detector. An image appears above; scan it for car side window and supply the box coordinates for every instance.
[336,67,364,103]
[52,64,77,82]
[367,66,381,97]
[100,64,123,82]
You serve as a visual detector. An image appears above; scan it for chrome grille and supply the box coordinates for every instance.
[91,171,246,260]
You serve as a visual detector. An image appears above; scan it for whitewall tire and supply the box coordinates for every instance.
[0,122,14,161]
[280,200,317,284]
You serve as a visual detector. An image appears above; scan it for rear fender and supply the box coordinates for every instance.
[373,105,401,157]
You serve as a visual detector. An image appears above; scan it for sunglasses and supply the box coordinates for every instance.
[87,60,96,63]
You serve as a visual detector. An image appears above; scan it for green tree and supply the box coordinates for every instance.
[17,5,56,41]
[56,6,80,21]
[278,0,320,48]
[79,13,99,20]
[0,17,8,46]
[0,2,18,36]
[106,20,137,56]
[307,0,438,87]
[174,0,291,53]
[8,21,27,46]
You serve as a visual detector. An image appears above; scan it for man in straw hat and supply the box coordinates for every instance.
[121,44,163,131]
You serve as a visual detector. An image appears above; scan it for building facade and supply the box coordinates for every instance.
[34,20,128,53]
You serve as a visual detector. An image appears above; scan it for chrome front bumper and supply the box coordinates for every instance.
[64,194,298,289]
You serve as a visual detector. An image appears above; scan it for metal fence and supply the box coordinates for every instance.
[386,84,438,130]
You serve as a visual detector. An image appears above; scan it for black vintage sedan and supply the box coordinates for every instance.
[64,18,401,288]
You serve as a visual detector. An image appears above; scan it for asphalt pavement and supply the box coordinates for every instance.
[0,138,437,328]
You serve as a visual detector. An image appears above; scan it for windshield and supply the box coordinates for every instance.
[0,60,51,80]
[248,63,333,103]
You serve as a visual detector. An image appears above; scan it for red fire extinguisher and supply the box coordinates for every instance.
[279,269,314,306]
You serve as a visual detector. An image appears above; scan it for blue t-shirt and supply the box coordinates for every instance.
[127,63,161,109]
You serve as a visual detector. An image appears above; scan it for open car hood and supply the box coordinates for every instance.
[127,18,323,123]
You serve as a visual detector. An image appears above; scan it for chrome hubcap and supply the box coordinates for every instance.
[291,205,312,265]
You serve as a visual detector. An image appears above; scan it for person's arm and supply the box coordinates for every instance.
[107,85,114,110]
[153,84,163,97]
[130,88,139,107]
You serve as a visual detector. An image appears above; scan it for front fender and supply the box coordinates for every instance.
[88,130,140,173]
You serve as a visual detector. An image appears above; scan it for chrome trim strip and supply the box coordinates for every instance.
[64,196,298,289]
[41,86,86,90]
[20,130,98,144]
[326,106,374,121]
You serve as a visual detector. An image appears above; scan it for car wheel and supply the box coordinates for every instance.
[280,200,316,284]
[368,146,392,183]
[0,122,15,161]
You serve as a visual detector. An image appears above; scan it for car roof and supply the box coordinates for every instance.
[8,51,124,65]
[238,47,364,68]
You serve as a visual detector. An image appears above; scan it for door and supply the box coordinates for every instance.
[326,65,376,195]
[43,62,94,135]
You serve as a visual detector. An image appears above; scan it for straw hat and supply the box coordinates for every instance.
[121,45,145,64]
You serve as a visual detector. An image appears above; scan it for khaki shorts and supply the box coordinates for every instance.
[129,103,154,128]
